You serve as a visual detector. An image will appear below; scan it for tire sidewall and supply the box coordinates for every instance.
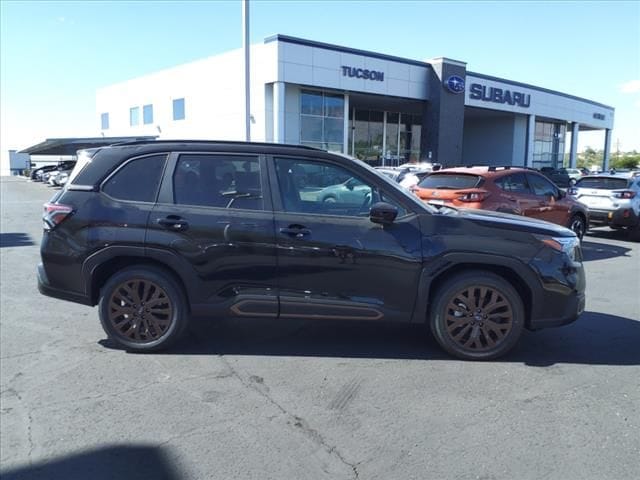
[569,214,586,240]
[99,266,187,352]
[430,272,525,360]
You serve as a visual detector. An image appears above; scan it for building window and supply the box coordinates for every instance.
[130,107,139,126]
[300,90,344,152]
[173,98,185,121]
[101,113,109,130]
[532,121,566,169]
[143,104,153,125]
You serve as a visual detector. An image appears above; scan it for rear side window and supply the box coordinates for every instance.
[418,173,482,189]
[173,154,263,210]
[576,177,629,190]
[494,173,530,194]
[102,155,166,202]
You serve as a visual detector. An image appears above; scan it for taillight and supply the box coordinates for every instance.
[457,191,490,202]
[43,202,73,230]
[611,190,636,199]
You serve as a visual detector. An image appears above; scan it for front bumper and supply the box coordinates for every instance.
[528,290,585,329]
[589,208,639,227]
[37,263,93,306]
[527,246,586,331]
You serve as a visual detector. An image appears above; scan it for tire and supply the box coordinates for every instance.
[569,214,586,240]
[430,271,525,360]
[628,222,640,242]
[98,266,188,352]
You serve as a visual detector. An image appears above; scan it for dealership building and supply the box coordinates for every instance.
[96,34,615,169]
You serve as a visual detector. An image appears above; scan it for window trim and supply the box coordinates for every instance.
[99,153,169,204]
[268,154,415,220]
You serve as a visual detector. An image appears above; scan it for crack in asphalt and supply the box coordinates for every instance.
[26,409,34,465]
[218,355,360,480]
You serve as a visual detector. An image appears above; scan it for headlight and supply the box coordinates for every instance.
[535,235,580,261]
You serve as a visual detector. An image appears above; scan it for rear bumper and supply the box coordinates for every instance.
[37,263,93,306]
[589,208,638,227]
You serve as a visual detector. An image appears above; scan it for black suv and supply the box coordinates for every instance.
[38,141,586,360]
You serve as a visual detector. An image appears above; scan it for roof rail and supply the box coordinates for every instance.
[108,139,323,151]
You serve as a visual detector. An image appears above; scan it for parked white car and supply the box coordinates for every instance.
[569,174,640,239]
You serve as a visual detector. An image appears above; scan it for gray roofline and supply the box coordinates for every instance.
[467,71,614,111]
[264,34,429,68]
[264,34,614,113]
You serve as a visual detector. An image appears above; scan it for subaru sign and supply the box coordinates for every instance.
[469,83,531,108]
[445,75,465,94]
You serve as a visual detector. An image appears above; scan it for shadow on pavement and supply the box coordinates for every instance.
[0,233,35,248]
[0,445,182,480]
[101,311,640,366]
[581,240,632,261]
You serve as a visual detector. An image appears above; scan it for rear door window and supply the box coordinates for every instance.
[418,173,482,189]
[173,154,263,210]
[102,154,166,202]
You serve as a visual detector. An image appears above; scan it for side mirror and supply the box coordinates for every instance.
[370,202,398,225]
[345,178,355,190]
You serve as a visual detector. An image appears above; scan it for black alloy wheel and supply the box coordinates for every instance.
[430,272,524,360]
[98,267,188,352]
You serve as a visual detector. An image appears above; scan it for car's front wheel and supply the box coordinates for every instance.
[98,266,188,352]
[430,272,525,360]
[569,214,586,240]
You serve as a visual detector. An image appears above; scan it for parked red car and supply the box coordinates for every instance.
[412,166,589,238]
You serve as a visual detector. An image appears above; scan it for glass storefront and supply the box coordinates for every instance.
[300,90,344,153]
[533,121,566,169]
[298,90,422,165]
[350,109,422,166]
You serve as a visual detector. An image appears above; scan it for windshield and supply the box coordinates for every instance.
[418,173,482,189]
[576,177,629,190]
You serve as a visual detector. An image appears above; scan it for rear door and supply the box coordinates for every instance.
[268,155,423,323]
[146,152,278,318]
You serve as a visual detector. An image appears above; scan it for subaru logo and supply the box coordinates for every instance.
[445,75,465,94]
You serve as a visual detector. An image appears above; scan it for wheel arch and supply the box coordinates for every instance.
[412,255,537,329]
[84,247,191,307]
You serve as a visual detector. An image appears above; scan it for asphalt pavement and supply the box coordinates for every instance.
[1,175,639,480]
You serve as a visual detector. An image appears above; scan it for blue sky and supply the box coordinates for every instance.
[1,0,639,153]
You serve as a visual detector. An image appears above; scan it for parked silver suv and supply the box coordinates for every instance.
[569,174,640,240]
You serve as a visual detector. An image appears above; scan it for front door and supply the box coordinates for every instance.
[269,155,423,323]
[147,152,278,318]
[526,172,567,224]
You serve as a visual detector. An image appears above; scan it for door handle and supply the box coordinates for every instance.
[157,216,189,231]
[280,227,311,238]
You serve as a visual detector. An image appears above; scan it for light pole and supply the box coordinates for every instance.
[242,0,251,142]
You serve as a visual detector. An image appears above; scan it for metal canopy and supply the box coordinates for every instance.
[19,136,158,156]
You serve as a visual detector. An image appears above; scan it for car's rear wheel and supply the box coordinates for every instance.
[569,214,586,240]
[98,266,188,352]
[430,272,524,360]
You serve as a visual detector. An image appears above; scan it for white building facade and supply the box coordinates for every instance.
[96,34,615,169]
